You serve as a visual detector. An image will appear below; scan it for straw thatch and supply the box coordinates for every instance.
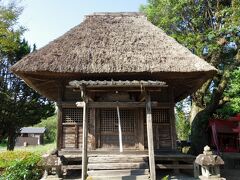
[11,12,216,101]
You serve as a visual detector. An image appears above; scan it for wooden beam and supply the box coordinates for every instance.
[67,87,164,93]
[63,101,171,108]
[156,164,193,169]
[146,94,156,180]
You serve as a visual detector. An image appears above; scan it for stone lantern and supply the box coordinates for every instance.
[195,146,225,180]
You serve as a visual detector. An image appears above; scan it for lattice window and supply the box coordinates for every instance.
[63,108,83,123]
[100,109,135,133]
[152,109,170,123]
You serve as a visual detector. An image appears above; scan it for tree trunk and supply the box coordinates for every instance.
[7,129,15,150]
[189,101,203,124]
[189,109,210,155]
[190,70,229,155]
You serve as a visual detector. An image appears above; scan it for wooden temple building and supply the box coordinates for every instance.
[11,13,216,180]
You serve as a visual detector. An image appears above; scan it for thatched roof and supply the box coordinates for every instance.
[11,12,216,101]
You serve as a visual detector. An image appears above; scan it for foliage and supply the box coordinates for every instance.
[141,0,240,154]
[0,138,7,146]
[0,144,55,179]
[216,68,240,117]
[0,0,24,56]
[0,151,43,180]
[0,1,55,150]
[0,151,32,168]
[176,106,190,141]
[0,152,43,180]
[34,115,57,143]
[141,0,240,59]
[161,175,169,180]
[175,99,191,141]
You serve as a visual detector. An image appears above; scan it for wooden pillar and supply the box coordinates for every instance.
[96,109,101,148]
[57,82,63,150]
[89,108,96,150]
[169,87,177,150]
[117,106,123,153]
[82,101,88,180]
[76,85,88,180]
[146,93,156,180]
[139,109,145,150]
[57,104,62,150]
[75,124,79,149]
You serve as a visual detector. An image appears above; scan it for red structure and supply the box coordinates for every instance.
[209,114,240,153]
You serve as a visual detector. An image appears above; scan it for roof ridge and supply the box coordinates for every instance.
[86,12,145,17]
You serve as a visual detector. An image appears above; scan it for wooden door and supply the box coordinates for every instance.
[98,108,138,149]
[144,108,172,150]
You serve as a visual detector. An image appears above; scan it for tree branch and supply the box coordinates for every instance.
[206,69,229,114]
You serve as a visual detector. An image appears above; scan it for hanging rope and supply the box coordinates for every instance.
[117,104,123,153]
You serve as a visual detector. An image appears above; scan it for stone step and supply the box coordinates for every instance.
[88,156,148,163]
[87,169,149,176]
[88,162,148,170]
[87,175,150,180]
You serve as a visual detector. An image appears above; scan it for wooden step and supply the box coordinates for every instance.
[88,162,148,170]
[156,164,193,169]
[88,156,147,163]
[87,175,150,180]
[87,169,149,176]
[62,165,82,170]
[44,175,62,180]
[61,154,81,160]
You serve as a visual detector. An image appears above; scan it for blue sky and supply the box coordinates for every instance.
[18,0,147,48]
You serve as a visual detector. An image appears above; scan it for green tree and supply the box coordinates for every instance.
[0,1,55,150]
[0,1,24,56]
[216,68,240,117]
[141,0,240,154]
[176,102,190,141]
[34,115,57,143]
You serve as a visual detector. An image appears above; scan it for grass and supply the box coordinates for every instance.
[14,142,56,155]
[0,142,56,155]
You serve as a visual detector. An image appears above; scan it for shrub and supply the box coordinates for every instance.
[0,151,43,180]
[35,115,57,143]
[0,151,31,168]
[0,139,7,146]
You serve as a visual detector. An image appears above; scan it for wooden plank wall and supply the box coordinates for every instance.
[61,107,95,150]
